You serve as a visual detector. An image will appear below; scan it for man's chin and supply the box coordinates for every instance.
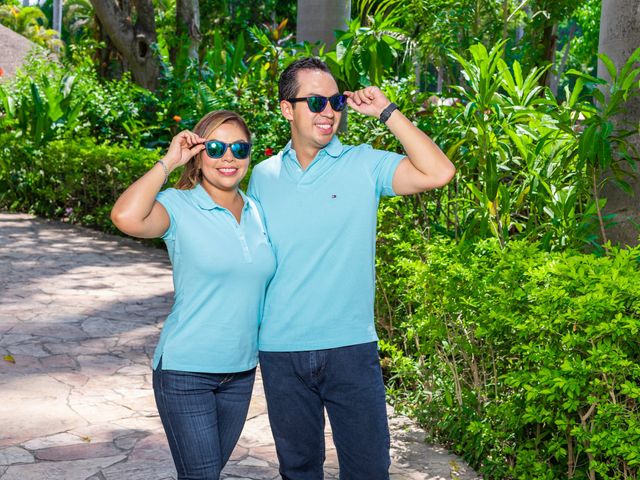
[315,133,335,148]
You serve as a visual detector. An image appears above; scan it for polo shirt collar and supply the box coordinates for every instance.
[283,136,344,162]
[193,183,250,211]
[324,136,344,158]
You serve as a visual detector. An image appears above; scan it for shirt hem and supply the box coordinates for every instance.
[153,358,258,374]
[258,335,378,352]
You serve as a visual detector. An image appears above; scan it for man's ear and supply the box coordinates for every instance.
[280,100,294,121]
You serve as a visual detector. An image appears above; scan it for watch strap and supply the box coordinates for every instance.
[379,102,398,123]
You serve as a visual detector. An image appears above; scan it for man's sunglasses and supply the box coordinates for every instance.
[204,140,252,160]
[286,94,348,113]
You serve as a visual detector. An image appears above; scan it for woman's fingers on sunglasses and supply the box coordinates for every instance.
[189,144,205,156]
[177,130,205,147]
[177,130,193,147]
[189,132,203,146]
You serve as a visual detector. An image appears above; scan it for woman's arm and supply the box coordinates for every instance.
[111,130,206,238]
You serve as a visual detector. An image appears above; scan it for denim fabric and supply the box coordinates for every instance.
[259,342,391,480]
[153,359,256,480]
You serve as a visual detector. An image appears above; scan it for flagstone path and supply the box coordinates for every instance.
[0,212,481,480]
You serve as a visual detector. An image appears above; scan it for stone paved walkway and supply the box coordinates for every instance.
[0,212,481,480]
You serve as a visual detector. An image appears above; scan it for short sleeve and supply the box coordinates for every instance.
[360,144,405,198]
[247,168,261,201]
[156,188,180,240]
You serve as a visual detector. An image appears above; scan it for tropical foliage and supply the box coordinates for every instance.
[377,237,640,479]
[0,4,63,50]
[0,1,639,478]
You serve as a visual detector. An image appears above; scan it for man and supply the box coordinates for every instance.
[248,57,455,480]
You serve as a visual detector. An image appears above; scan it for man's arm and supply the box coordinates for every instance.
[344,86,456,195]
[247,166,261,200]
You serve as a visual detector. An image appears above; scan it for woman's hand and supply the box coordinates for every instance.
[163,130,207,171]
[111,130,206,239]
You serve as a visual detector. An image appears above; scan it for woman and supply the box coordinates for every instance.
[111,110,275,480]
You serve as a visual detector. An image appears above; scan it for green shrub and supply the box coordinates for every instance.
[0,136,161,232]
[0,130,283,232]
[0,51,158,147]
[377,238,640,478]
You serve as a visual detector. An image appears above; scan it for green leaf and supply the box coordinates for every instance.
[568,78,584,108]
[566,69,606,85]
[597,53,618,81]
[484,156,498,201]
[620,67,640,92]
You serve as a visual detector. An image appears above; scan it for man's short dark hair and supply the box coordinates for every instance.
[278,57,334,101]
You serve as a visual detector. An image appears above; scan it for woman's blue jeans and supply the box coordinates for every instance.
[153,358,256,480]
[259,342,391,480]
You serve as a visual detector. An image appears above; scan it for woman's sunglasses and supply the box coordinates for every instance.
[204,140,252,160]
[286,94,348,113]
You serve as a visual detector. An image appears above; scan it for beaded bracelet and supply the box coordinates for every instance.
[156,159,169,185]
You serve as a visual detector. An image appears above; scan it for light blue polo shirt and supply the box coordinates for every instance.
[248,136,404,351]
[152,184,275,372]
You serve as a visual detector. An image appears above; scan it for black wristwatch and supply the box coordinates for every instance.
[379,103,398,123]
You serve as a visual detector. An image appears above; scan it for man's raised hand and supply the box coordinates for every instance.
[343,86,390,119]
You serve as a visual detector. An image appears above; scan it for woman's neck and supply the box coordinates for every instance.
[201,181,241,209]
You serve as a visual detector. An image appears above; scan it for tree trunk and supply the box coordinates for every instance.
[89,0,160,90]
[52,0,62,35]
[172,0,201,64]
[52,0,62,53]
[94,16,120,80]
[515,4,531,45]
[501,0,509,42]
[598,0,640,246]
[549,22,576,97]
[296,0,350,49]
[436,64,444,94]
[540,22,558,87]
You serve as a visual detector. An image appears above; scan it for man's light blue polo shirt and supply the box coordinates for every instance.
[153,184,275,372]
[248,136,404,351]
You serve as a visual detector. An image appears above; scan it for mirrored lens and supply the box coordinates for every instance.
[306,96,328,113]
[205,140,226,158]
[230,142,251,159]
[204,141,251,159]
[329,94,347,111]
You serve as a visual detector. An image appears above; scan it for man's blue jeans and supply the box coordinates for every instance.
[259,342,391,480]
[153,358,256,480]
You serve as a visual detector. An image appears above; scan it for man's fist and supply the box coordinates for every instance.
[344,87,391,119]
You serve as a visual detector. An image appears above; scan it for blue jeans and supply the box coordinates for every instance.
[259,342,391,480]
[153,358,256,480]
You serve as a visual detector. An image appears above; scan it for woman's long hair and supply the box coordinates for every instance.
[174,110,252,190]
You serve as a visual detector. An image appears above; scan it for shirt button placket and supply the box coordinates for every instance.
[224,211,252,263]
[239,232,251,262]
